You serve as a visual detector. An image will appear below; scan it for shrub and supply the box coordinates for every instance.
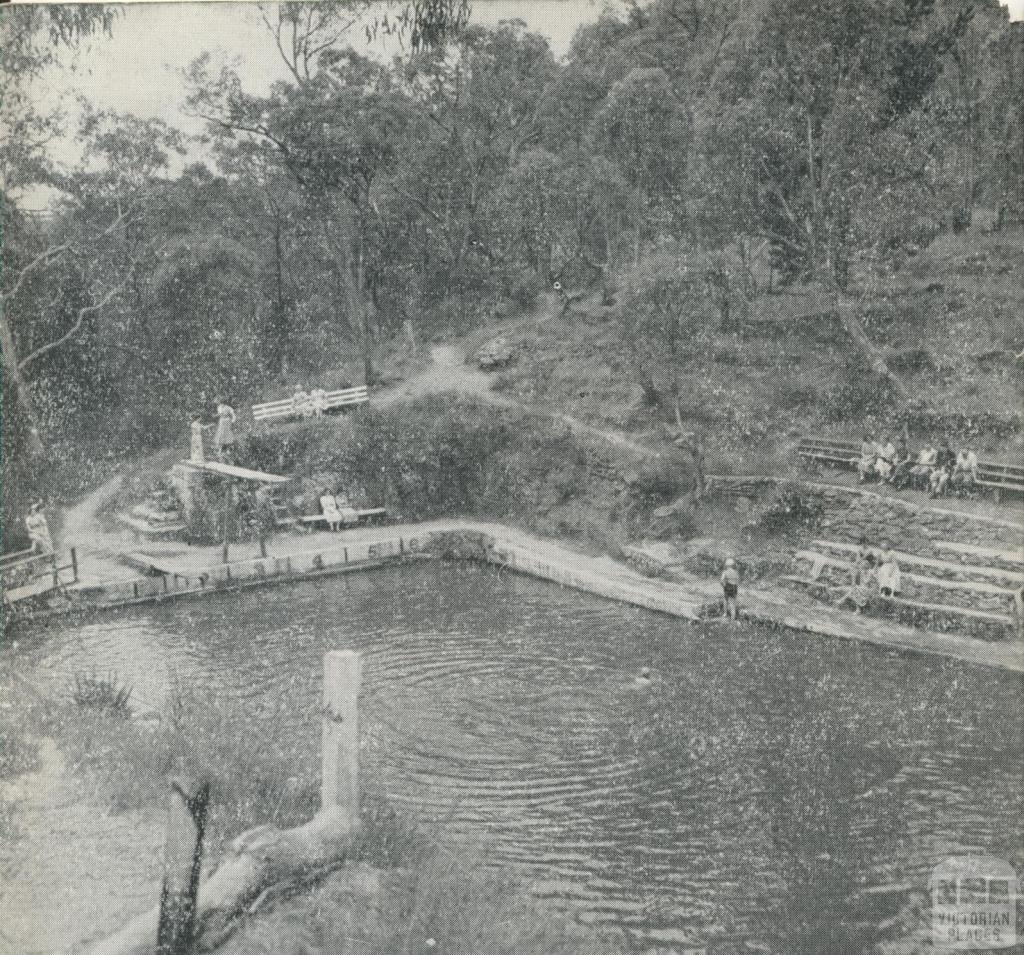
[746,485,824,536]
[70,670,133,717]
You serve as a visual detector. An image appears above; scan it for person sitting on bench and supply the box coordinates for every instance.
[857,434,878,483]
[910,444,937,490]
[840,550,875,613]
[854,539,878,585]
[889,436,913,488]
[310,386,327,417]
[951,447,978,496]
[319,489,342,531]
[929,440,954,497]
[333,491,359,525]
[876,434,898,481]
[876,551,902,597]
[291,385,312,418]
[930,462,952,498]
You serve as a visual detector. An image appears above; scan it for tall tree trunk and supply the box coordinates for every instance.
[834,294,910,400]
[272,220,289,378]
[806,113,820,278]
[354,230,373,387]
[0,313,45,457]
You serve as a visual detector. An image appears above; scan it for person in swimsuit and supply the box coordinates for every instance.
[721,557,741,621]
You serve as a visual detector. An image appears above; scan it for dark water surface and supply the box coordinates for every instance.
[14,562,1023,951]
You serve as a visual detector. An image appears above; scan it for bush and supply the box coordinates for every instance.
[218,848,621,955]
[746,485,824,536]
[623,450,694,501]
[70,670,133,717]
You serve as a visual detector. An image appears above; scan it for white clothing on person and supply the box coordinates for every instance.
[311,388,327,417]
[214,404,237,453]
[292,389,313,418]
[320,494,342,530]
[911,447,936,477]
[876,559,902,596]
[955,450,978,476]
[25,510,53,554]
[856,440,877,480]
[876,442,897,479]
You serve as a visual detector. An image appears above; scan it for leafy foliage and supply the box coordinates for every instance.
[3,0,1022,541]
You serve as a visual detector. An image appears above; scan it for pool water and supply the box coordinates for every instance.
[10,562,1023,952]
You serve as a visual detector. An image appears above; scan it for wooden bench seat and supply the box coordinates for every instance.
[300,507,387,529]
[811,540,1024,586]
[797,437,859,470]
[793,550,1017,603]
[934,540,1024,568]
[253,386,369,424]
[797,434,1024,499]
[115,513,186,539]
[781,576,1014,627]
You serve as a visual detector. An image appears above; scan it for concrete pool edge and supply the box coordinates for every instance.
[8,520,1023,674]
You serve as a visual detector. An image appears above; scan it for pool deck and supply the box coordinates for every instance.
[18,513,1020,674]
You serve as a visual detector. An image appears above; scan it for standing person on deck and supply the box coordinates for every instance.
[214,398,237,463]
[721,557,741,621]
[25,502,53,554]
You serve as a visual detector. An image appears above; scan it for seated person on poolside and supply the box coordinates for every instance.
[854,539,879,585]
[910,444,937,489]
[856,434,878,483]
[929,462,951,498]
[310,387,327,417]
[889,436,913,487]
[875,435,898,481]
[319,490,342,531]
[928,440,954,496]
[291,385,311,417]
[838,558,875,613]
[876,551,902,598]
[951,447,978,495]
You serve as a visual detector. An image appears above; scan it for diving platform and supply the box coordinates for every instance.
[180,460,290,483]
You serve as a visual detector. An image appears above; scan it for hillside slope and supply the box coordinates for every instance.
[472,224,1023,475]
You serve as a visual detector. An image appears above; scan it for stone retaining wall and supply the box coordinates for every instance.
[706,475,1023,553]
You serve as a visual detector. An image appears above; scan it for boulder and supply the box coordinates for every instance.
[475,336,515,370]
[623,542,681,578]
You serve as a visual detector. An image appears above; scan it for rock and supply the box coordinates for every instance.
[623,544,675,578]
[475,336,515,370]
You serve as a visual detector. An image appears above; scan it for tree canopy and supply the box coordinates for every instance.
[3,0,1022,535]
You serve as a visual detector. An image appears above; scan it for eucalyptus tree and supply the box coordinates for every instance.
[0,5,120,454]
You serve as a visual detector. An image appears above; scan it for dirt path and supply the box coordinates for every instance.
[0,738,163,955]
[374,343,654,456]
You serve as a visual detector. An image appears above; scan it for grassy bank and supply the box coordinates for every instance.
[243,394,696,555]
[0,667,618,954]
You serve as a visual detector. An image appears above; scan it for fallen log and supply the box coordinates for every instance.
[85,807,358,955]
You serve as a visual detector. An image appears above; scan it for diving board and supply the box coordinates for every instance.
[180,460,290,483]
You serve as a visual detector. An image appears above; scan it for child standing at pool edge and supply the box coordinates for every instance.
[721,557,741,621]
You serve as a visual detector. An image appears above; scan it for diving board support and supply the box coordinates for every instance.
[322,650,361,827]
